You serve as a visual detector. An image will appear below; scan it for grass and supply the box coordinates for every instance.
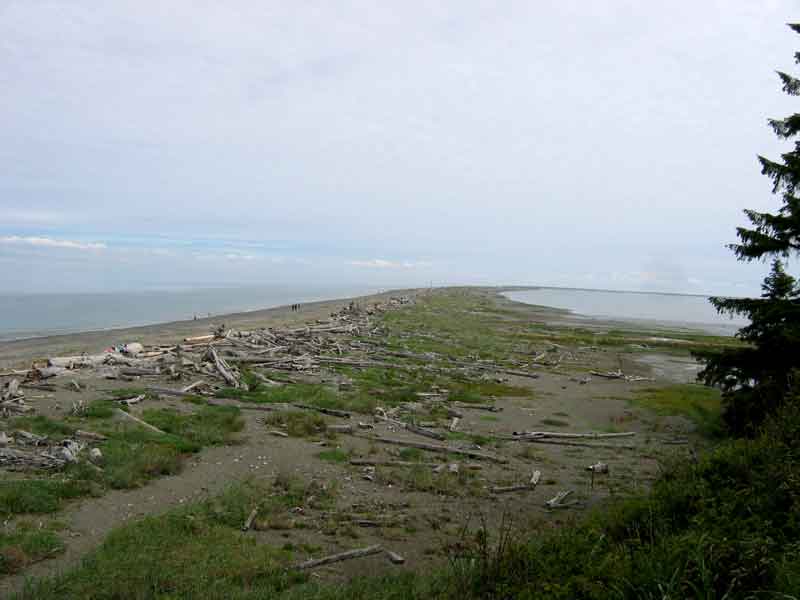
[9,416,76,440]
[219,381,381,415]
[377,465,483,497]
[0,405,246,521]
[17,480,303,599]
[0,523,64,576]
[264,411,327,438]
[446,431,492,446]
[398,447,424,461]
[631,384,723,436]
[315,448,350,463]
[142,405,244,448]
[0,479,93,516]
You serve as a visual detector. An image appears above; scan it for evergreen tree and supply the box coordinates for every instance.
[696,24,800,435]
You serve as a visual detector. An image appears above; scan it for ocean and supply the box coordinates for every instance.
[0,284,380,342]
[503,287,748,336]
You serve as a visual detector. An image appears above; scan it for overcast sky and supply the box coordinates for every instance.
[1,1,797,295]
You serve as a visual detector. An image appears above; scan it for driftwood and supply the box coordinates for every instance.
[587,462,609,473]
[350,458,482,469]
[327,424,353,434]
[207,345,239,388]
[454,402,502,413]
[2,379,20,402]
[75,429,108,441]
[375,410,445,441]
[522,438,635,450]
[31,366,66,379]
[406,422,445,441]
[185,334,216,343]
[242,507,258,531]
[590,370,652,383]
[385,550,405,564]
[0,447,66,470]
[115,409,167,435]
[118,394,146,406]
[48,354,107,369]
[147,386,195,398]
[293,544,383,570]
[491,470,541,494]
[513,431,635,440]
[361,435,507,463]
[15,430,47,446]
[180,380,207,394]
[545,490,577,509]
[120,367,160,377]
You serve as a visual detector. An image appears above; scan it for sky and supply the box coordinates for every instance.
[1,1,798,296]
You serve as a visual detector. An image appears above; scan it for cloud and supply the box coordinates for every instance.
[223,253,258,261]
[348,259,430,269]
[0,235,106,250]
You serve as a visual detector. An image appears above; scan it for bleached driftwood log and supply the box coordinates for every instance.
[242,507,259,531]
[207,345,239,388]
[545,490,577,509]
[293,545,383,570]
[115,409,167,435]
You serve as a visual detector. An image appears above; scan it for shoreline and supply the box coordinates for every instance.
[0,285,738,369]
[0,288,420,368]
[500,289,742,337]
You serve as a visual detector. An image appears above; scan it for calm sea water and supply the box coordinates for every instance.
[0,285,379,342]
[503,288,748,336]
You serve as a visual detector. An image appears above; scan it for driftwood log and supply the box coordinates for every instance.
[293,544,383,570]
[115,409,167,435]
[360,435,507,463]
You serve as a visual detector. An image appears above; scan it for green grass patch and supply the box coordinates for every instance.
[264,411,327,438]
[0,524,64,575]
[632,384,722,436]
[18,481,303,599]
[378,465,482,497]
[142,405,244,448]
[10,416,76,440]
[315,448,350,463]
[0,479,93,516]
[398,447,424,461]
[82,400,117,420]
